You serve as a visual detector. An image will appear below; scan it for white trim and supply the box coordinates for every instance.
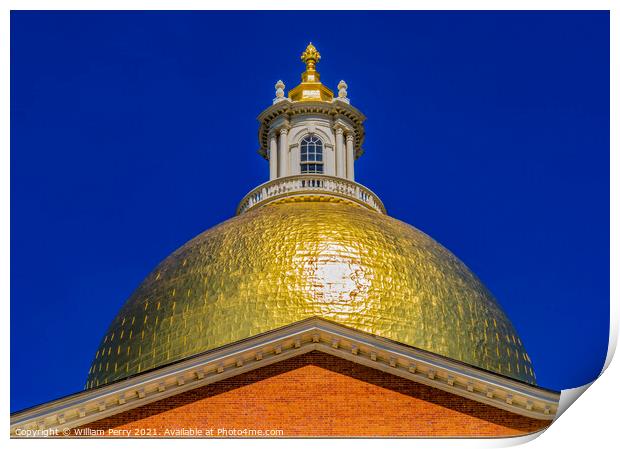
[289,124,333,148]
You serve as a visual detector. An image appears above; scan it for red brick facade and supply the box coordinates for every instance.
[76,351,550,437]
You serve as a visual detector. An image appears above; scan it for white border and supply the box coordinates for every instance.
[3,2,616,449]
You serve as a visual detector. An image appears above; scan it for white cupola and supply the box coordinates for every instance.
[257,43,366,181]
[238,43,383,216]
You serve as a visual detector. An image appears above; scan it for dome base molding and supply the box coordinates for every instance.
[237,174,386,215]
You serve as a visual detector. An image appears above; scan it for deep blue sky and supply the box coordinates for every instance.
[10,11,609,412]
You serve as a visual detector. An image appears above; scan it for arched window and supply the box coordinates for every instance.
[300,135,324,174]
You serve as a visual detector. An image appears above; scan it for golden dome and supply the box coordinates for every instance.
[86,199,536,388]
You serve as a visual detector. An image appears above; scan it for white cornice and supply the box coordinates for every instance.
[10,318,560,436]
[256,101,366,160]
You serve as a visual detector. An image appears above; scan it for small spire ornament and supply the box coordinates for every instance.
[337,80,350,103]
[273,80,286,104]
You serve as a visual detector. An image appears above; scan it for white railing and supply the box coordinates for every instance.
[237,175,386,215]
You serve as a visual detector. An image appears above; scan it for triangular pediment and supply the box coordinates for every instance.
[11,317,559,436]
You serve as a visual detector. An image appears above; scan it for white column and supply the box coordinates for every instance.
[346,133,355,181]
[290,145,301,175]
[269,134,278,180]
[335,127,345,178]
[278,128,289,178]
[325,145,336,176]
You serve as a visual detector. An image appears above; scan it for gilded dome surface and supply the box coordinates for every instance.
[87,200,536,388]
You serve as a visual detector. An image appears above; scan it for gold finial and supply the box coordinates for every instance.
[288,42,334,102]
[301,42,321,71]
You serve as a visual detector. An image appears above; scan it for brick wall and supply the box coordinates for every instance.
[75,351,550,437]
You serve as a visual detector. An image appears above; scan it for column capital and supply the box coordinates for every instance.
[279,127,289,136]
[333,118,353,135]
[345,133,355,143]
[271,116,290,134]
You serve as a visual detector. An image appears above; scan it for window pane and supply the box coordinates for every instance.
[300,135,324,174]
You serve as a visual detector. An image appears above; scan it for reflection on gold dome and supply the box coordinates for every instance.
[86,199,536,388]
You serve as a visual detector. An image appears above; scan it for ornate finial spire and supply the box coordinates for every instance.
[299,42,322,84]
[301,42,321,72]
[288,42,334,102]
